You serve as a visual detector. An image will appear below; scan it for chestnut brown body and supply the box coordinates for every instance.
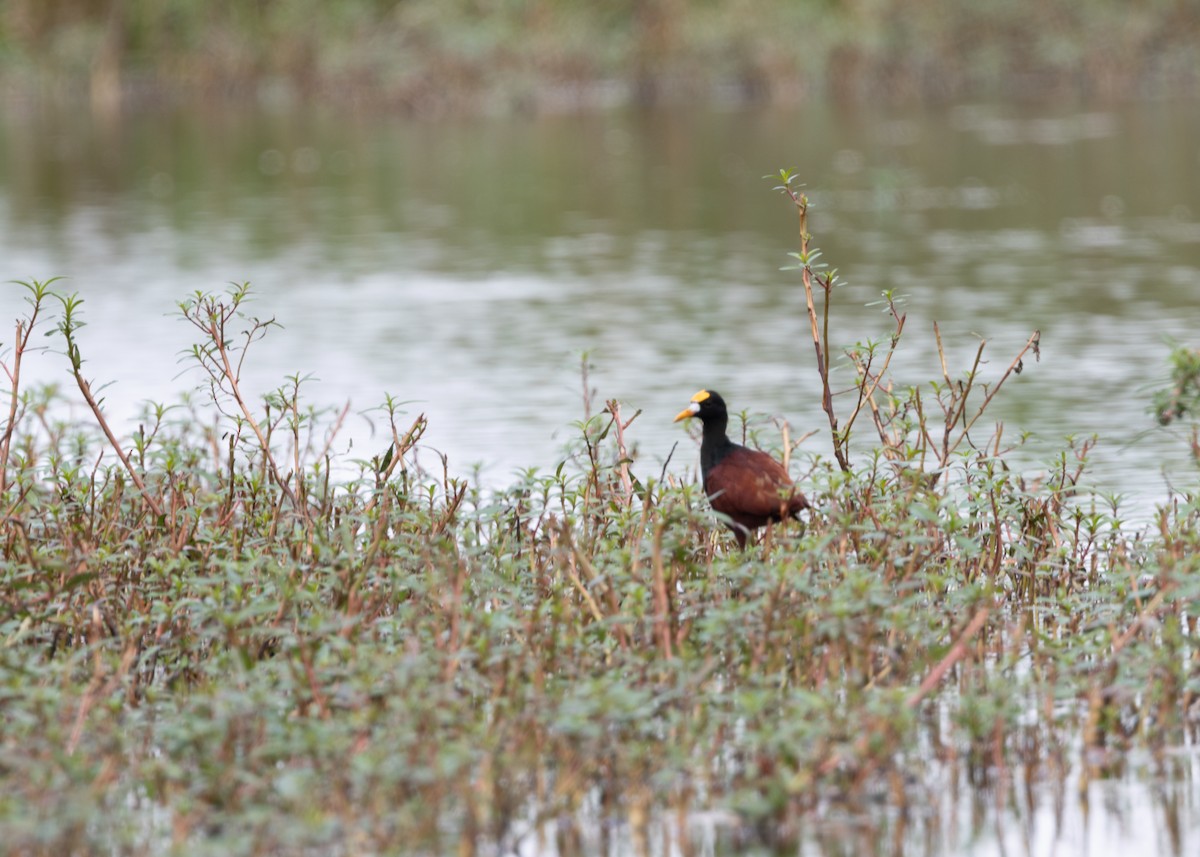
[675,390,809,548]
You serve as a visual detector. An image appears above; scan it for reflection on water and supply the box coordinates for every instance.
[519,750,1200,856]
[2,101,1199,509]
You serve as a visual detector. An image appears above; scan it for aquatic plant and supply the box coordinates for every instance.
[1,176,1198,855]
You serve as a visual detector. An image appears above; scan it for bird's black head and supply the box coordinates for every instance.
[673,389,729,426]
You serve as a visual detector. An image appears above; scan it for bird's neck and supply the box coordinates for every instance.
[699,417,735,478]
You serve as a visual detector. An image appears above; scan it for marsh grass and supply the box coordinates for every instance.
[3,181,1200,856]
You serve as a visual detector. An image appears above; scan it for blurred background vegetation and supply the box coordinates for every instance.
[2,0,1198,114]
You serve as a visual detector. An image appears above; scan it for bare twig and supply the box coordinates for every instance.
[940,329,1041,466]
[605,399,641,506]
[906,602,992,709]
[179,285,309,521]
[1,279,57,496]
[775,174,850,472]
[55,292,166,520]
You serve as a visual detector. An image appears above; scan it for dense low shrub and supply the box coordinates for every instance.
[2,178,1198,855]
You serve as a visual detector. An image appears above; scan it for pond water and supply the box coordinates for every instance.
[3,100,1199,514]
[500,740,1200,856]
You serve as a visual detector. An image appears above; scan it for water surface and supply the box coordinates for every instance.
[2,101,1199,508]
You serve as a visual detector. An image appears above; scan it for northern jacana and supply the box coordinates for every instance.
[674,390,809,548]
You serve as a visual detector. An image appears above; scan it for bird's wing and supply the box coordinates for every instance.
[705,447,801,520]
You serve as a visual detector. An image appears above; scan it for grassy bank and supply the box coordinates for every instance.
[2,0,1199,113]
[2,179,1199,855]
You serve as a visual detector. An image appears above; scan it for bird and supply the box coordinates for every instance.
[674,390,809,548]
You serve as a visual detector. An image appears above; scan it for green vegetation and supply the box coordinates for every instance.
[2,0,1198,112]
[3,177,1199,856]
[1153,341,1200,472]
